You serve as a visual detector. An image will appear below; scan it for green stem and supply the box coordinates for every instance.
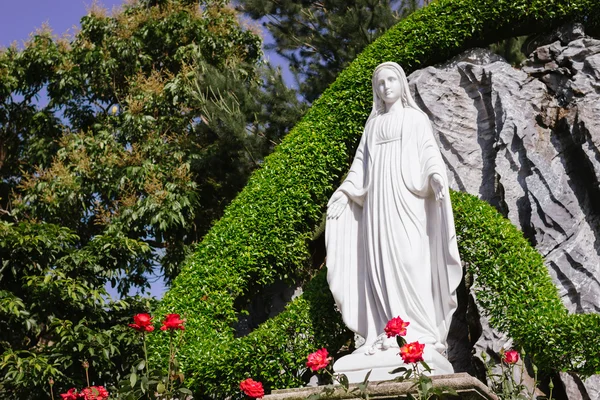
[168,330,175,396]
[519,358,524,385]
[413,363,421,400]
[142,333,150,380]
[529,366,537,399]
[500,359,508,398]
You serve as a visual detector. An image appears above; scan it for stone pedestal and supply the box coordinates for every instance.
[333,347,453,383]
[265,373,497,400]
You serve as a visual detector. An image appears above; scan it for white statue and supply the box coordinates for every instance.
[325,62,463,382]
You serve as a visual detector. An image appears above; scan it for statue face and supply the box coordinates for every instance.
[375,68,403,106]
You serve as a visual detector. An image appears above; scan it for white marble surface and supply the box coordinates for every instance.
[326,62,462,382]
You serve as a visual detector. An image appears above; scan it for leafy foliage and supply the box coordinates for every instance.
[155,0,600,397]
[115,324,192,400]
[0,0,303,397]
[0,221,151,397]
[237,0,420,102]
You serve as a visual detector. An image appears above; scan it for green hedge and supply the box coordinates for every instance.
[452,191,600,376]
[153,0,600,397]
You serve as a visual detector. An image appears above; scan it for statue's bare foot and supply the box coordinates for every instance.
[352,341,377,355]
[381,336,398,350]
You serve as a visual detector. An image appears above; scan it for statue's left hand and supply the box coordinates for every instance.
[430,174,445,201]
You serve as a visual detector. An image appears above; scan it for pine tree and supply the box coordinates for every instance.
[237,0,420,102]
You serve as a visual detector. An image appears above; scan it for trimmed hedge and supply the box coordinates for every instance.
[452,191,600,376]
[153,0,600,397]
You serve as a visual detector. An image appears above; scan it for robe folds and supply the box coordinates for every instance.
[326,107,462,353]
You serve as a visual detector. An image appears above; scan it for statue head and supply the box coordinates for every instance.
[369,62,422,119]
[374,67,404,109]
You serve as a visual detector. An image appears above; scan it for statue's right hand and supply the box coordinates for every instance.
[327,191,349,219]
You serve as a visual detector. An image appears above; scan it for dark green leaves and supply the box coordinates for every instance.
[0,0,296,397]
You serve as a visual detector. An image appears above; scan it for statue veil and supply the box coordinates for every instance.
[367,62,423,122]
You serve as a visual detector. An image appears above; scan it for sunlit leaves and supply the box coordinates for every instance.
[0,0,298,398]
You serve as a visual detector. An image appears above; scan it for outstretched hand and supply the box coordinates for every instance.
[430,174,445,201]
[327,191,349,219]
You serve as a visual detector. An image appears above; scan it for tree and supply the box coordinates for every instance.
[236,0,420,102]
[0,0,303,397]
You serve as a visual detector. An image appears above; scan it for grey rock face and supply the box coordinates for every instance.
[409,26,600,314]
[407,24,600,398]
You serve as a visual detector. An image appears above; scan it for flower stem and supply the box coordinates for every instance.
[529,366,538,400]
[49,379,55,400]
[142,333,150,380]
[84,363,90,387]
[168,330,175,395]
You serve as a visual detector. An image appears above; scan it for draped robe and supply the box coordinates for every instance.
[326,107,462,353]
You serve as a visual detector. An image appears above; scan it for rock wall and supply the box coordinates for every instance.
[407,24,600,399]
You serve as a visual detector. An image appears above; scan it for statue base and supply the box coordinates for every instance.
[333,346,453,383]
[265,373,497,400]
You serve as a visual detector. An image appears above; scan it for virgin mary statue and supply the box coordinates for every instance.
[325,62,462,381]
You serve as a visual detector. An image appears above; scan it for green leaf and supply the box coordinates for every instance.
[362,369,372,384]
[130,372,137,388]
[420,360,432,373]
[396,336,407,347]
[338,373,349,390]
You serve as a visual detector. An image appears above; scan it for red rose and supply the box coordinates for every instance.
[400,341,425,364]
[160,313,185,331]
[80,386,109,400]
[306,348,331,371]
[240,378,264,399]
[385,316,410,338]
[503,350,519,364]
[129,313,154,332]
[60,388,80,400]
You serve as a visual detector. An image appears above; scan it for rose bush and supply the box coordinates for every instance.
[240,378,264,399]
[54,312,191,399]
[120,312,190,398]
[483,350,553,399]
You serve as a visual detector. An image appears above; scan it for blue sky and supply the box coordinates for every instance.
[0,1,124,47]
